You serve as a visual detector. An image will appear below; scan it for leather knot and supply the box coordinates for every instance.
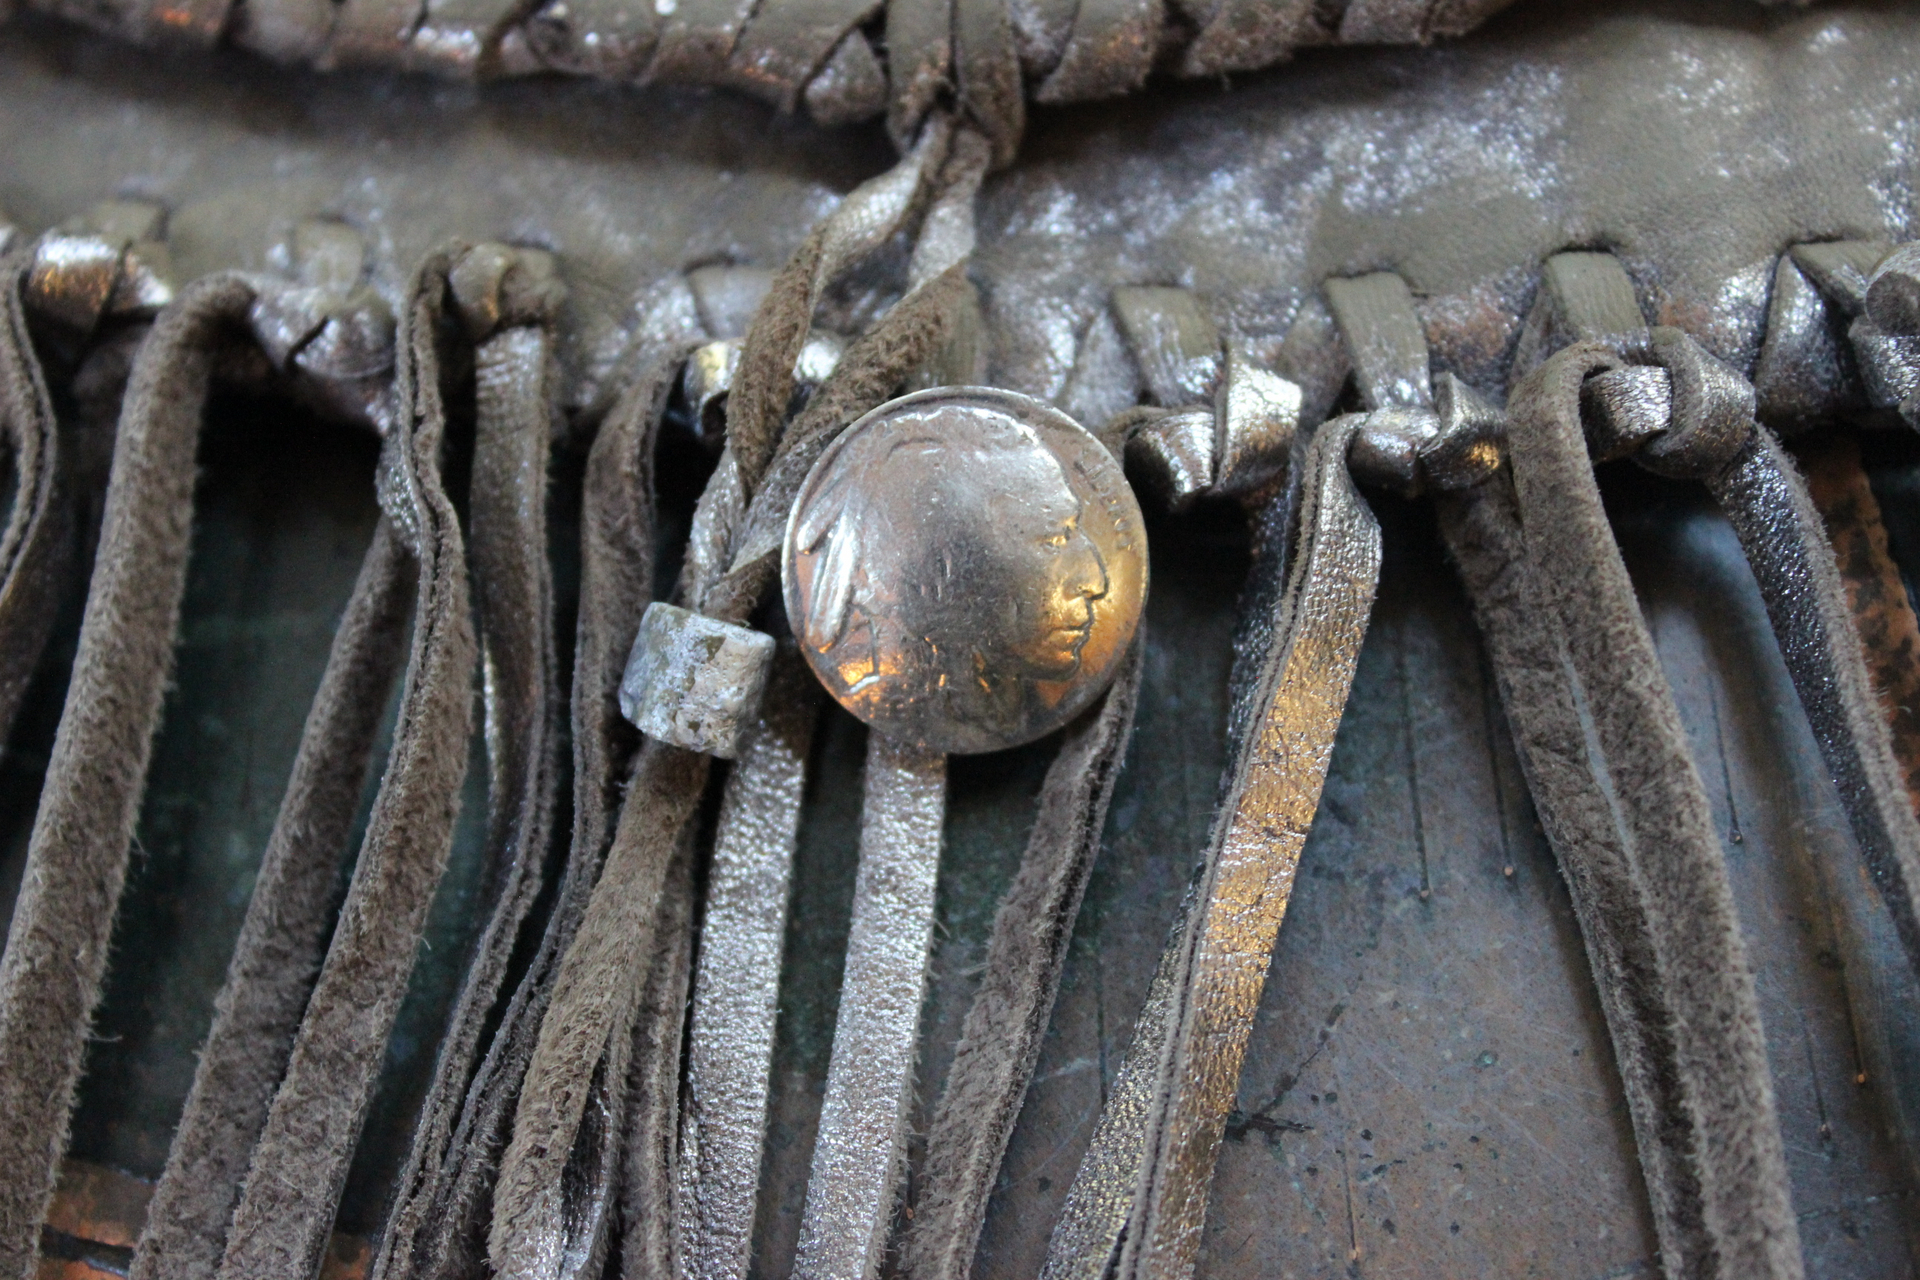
[1633,326,1756,479]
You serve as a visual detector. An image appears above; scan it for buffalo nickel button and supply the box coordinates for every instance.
[783,386,1147,755]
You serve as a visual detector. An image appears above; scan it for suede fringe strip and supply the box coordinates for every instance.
[0,275,257,1280]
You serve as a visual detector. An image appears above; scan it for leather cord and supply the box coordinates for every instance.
[212,249,479,1280]
[375,347,687,1280]
[676,654,821,1280]
[901,637,1143,1280]
[1503,342,1802,1280]
[369,257,566,1280]
[618,825,699,1280]
[1044,415,1381,1280]
[131,520,413,1280]
[1632,329,1920,985]
[1436,473,1730,1280]
[0,274,256,1280]
[0,251,71,757]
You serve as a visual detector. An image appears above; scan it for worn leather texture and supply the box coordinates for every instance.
[2,2,1919,1278]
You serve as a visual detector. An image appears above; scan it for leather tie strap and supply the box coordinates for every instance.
[1437,472,1734,1280]
[1503,342,1802,1280]
[213,249,479,1280]
[1629,328,1920,984]
[676,653,821,1280]
[492,130,977,1280]
[1793,433,1920,824]
[1324,262,1781,1280]
[378,348,687,1280]
[0,251,70,755]
[0,274,255,1280]
[1044,414,1380,1280]
[369,249,566,1280]
[617,820,700,1279]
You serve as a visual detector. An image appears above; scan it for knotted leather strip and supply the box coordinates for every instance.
[213,249,478,1280]
[132,521,413,1280]
[370,251,565,1280]
[0,274,253,1280]
[1330,265,1727,1278]
[1634,328,1920,984]
[0,251,70,754]
[698,130,986,626]
[666,258,969,1280]
[724,119,948,500]
[902,638,1143,1280]
[377,349,685,1280]
[1045,415,1380,1280]
[1504,342,1801,1279]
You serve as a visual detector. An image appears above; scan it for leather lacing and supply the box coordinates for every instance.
[0,187,1914,1280]
[18,0,1520,148]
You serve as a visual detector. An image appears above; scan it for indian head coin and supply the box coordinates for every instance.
[782,386,1148,755]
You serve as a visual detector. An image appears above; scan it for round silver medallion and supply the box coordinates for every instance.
[782,386,1148,755]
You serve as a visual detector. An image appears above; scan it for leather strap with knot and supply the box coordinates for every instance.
[368,244,570,1280]
[210,247,485,1280]
[1507,341,1804,1280]
[1585,327,1920,989]
[1319,267,1800,1280]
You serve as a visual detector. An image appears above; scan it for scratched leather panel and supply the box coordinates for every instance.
[1,5,1915,416]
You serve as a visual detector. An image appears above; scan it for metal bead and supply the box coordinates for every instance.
[620,602,776,759]
[783,386,1148,755]
[683,338,742,446]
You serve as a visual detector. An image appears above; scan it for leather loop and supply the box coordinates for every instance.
[369,261,565,1280]
[1634,326,1757,480]
[213,249,478,1280]
[376,347,687,1280]
[724,121,950,500]
[1506,342,1802,1280]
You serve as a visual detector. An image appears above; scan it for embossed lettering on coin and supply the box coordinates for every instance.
[783,387,1147,754]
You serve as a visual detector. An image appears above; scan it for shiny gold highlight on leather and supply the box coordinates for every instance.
[1046,416,1381,1280]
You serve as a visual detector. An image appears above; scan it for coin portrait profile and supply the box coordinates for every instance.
[783,387,1148,755]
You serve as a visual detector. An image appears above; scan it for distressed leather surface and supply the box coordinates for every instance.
[0,2,1917,1277]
